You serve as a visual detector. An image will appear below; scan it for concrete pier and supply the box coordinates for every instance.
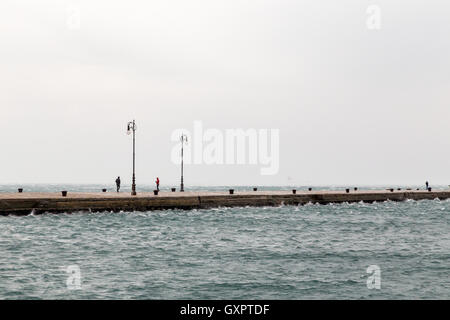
[1,189,449,215]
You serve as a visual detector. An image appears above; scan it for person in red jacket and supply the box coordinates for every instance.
[156,177,160,191]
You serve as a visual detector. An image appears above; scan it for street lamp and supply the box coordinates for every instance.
[180,133,188,192]
[127,120,137,196]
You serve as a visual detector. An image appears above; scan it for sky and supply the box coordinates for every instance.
[0,0,449,187]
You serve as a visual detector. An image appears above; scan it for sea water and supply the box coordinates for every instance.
[0,185,449,299]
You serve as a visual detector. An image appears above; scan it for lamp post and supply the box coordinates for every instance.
[127,120,137,196]
[180,133,188,192]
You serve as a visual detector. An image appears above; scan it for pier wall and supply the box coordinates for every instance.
[0,190,449,215]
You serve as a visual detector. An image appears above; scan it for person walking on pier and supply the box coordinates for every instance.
[116,176,121,192]
[156,177,160,191]
[426,181,429,190]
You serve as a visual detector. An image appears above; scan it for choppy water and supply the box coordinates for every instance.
[0,185,449,299]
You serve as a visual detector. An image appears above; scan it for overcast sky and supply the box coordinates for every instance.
[1,0,449,187]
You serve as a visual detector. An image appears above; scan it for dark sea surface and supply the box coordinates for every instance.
[0,185,449,299]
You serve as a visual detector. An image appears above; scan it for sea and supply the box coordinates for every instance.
[0,184,449,299]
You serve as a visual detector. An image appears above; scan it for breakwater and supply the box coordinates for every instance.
[1,189,449,215]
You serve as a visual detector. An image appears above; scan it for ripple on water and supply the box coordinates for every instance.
[0,199,449,299]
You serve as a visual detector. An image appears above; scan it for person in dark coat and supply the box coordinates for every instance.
[116,176,121,192]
